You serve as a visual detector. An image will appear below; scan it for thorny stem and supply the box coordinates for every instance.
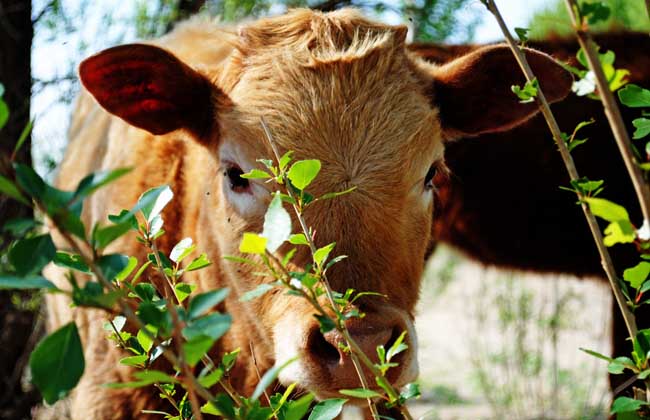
[44,205,217,412]
[260,118,412,420]
[481,0,638,340]
[563,0,650,224]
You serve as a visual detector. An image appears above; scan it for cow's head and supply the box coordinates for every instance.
[78,9,571,398]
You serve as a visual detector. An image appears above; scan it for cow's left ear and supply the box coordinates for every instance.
[429,45,572,140]
[79,43,224,139]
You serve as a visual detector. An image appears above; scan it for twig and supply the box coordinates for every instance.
[563,0,650,225]
[480,0,638,340]
[149,238,203,420]
[44,205,216,409]
[260,118,412,420]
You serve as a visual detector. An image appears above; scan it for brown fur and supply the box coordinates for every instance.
[44,9,571,418]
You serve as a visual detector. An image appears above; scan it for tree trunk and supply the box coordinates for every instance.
[0,1,38,419]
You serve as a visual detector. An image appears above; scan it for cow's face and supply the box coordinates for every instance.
[79,8,571,398]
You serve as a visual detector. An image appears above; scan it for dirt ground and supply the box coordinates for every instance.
[377,247,612,420]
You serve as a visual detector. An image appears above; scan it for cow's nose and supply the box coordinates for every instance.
[305,320,407,387]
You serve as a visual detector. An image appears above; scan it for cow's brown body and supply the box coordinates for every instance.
[413,32,650,381]
[42,9,572,419]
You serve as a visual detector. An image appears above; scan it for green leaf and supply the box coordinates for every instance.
[514,27,529,43]
[198,367,224,388]
[188,288,230,319]
[137,325,157,352]
[289,234,308,245]
[604,220,636,246]
[279,151,294,171]
[138,302,165,330]
[2,218,38,236]
[619,84,650,108]
[624,262,650,290]
[97,254,130,282]
[222,349,240,371]
[633,118,650,140]
[608,357,635,375]
[313,243,336,267]
[9,234,56,276]
[183,335,216,367]
[54,251,91,273]
[170,237,195,263]
[339,388,381,398]
[13,119,33,158]
[185,253,211,271]
[583,197,629,222]
[611,397,649,414]
[134,370,177,384]
[570,177,604,194]
[138,185,173,223]
[240,283,275,301]
[93,221,133,250]
[307,398,347,420]
[579,347,613,362]
[119,355,148,368]
[182,313,232,341]
[284,394,315,420]
[0,175,29,205]
[115,256,138,282]
[0,98,9,130]
[288,160,321,191]
[201,402,222,416]
[240,169,271,179]
[581,1,610,24]
[263,193,292,253]
[174,283,196,303]
[0,275,57,290]
[511,78,539,103]
[240,233,267,255]
[106,370,178,388]
[133,283,157,302]
[29,322,85,404]
[252,357,297,401]
[73,168,132,201]
[387,331,408,361]
[314,314,336,333]
[400,382,421,401]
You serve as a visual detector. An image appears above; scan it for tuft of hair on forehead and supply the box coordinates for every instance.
[237,8,407,65]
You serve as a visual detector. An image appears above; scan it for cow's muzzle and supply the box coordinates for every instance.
[274,306,418,399]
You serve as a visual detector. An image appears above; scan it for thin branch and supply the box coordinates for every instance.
[563,0,650,225]
[260,118,412,420]
[44,205,217,408]
[480,0,638,340]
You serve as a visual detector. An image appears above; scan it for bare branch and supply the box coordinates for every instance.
[480,0,638,340]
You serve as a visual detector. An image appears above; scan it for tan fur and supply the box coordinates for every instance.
[43,8,570,418]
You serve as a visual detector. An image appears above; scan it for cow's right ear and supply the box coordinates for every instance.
[79,43,223,139]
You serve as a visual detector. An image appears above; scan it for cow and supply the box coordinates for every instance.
[410,32,650,390]
[42,8,572,419]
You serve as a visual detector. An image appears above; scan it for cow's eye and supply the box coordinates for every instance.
[224,165,251,193]
[424,165,438,190]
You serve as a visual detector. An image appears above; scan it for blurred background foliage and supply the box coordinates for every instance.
[529,0,650,38]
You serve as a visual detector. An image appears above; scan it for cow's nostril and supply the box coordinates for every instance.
[307,328,340,364]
